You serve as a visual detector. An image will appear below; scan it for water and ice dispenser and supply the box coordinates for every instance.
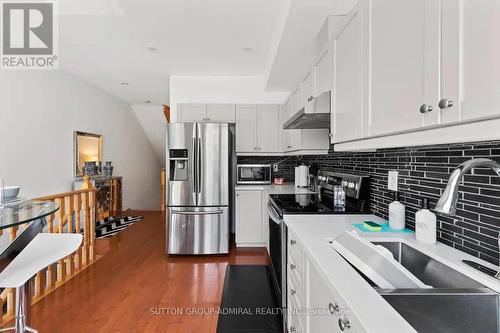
[169,149,189,181]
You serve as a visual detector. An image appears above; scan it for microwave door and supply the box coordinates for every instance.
[196,123,229,207]
[167,123,197,207]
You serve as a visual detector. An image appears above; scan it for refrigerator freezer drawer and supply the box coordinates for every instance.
[167,207,229,255]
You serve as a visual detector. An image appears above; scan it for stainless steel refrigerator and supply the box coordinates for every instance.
[166,123,232,255]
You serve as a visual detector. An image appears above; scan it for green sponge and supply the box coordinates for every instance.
[363,221,382,231]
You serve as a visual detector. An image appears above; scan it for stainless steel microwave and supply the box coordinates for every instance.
[237,164,272,185]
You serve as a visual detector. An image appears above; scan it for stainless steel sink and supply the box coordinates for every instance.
[372,241,485,288]
[380,288,499,333]
[368,241,500,333]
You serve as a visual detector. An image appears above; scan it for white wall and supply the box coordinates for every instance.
[169,76,289,121]
[132,105,166,167]
[0,70,162,210]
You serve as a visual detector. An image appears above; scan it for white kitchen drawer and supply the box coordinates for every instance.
[288,296,304,333]
[288,231,303,261]
[288,248,302,285]
[288,267,302,302]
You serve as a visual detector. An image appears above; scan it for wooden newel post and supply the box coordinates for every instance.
[82,175,91,189]
[161,168,166,211]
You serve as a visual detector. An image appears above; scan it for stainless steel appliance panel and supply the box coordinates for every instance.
[196,123,229,206]
[167,207,229,255]
[166,123,196,207]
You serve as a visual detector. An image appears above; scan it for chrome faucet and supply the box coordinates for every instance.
[435,158,500,278]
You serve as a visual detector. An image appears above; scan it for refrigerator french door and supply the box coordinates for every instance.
[166,123,230,255]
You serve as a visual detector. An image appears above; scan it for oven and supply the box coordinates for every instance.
[237,164,272,185]
[267,198,287,331]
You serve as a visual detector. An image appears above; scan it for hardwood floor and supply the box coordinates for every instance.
[30,210,269,333]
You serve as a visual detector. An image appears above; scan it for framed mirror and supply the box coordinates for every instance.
[74,131,103,177]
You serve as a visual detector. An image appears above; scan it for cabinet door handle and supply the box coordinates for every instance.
[339,318,351,331]
[438,98,454,109]
[290,239,296,245]
[290,326,297,332]
[290,289,296,295]
[329,302,340,314]
[290,264,297,270]
[307,96,314,102]
[419,104,433,114]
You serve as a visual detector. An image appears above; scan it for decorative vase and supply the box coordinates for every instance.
[103,161,113,177]
[83,161,97,176]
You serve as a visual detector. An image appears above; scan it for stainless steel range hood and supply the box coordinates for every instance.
[283,90,331,129]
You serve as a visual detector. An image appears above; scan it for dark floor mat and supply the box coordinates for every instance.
[216,265,282,333]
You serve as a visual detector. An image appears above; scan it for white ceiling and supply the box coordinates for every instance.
[265,0,356,91]
[57,0,354,105]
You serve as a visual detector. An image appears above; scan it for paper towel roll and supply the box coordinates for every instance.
[298,165,309,188]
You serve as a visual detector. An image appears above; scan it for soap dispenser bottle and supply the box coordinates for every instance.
[415,198,437,244]
[389,191,405,230]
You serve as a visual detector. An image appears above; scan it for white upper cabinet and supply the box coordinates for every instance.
[366,0,439,136]
[331,3,364,143]
[177,104,235,123]
[441,0,500,124]
[206,104,236,123]
[257,105,280,153]
[302,71,315,114]
[290,85,304,116]
[177,104,207,122]
[236,104,259,152]
[314,46,332,96]
[236,104,281,154]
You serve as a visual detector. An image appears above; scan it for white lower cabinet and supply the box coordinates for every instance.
[288,229,360,333]
[235,190,265,247]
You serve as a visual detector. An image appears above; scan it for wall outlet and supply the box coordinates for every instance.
[388,171,399,191]
[273,164,279,172]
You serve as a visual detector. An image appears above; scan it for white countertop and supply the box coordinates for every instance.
[235,184,314,195]
[284,214,500,333]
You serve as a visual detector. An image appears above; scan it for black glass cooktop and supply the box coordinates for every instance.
[269,194,364,215]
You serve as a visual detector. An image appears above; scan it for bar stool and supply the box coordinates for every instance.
[0,234,82,333]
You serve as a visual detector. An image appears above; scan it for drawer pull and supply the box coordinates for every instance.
[419,104,433,114]
[339,318,351,331]
[329,302,340,314]
[290,239,297,245]
[290,264,297,270]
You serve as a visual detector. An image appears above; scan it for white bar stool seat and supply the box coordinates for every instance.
[0,234,82,333]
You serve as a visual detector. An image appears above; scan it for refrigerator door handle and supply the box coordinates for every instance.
[193,135,198,199]
[197,137,202,194]
[171,210,224,216]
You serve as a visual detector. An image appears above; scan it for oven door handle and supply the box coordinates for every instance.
[267,202,282,225]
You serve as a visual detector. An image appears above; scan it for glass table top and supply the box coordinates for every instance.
[0,200,59,230]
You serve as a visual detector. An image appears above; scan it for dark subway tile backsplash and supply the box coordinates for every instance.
[238,140,500,266]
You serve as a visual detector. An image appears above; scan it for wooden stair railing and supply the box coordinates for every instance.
[0,176,99,325]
